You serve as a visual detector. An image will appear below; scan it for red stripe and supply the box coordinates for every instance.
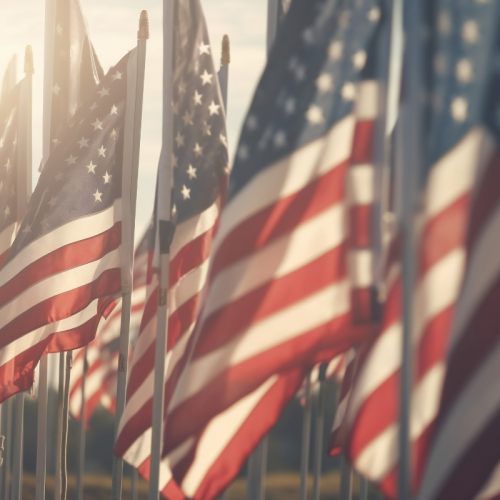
[210,162,348,277]
[350,120,374,164]
[0,248,9,270]
[349,205,372,247]
[0,222,121,309]
[351,288,373,324]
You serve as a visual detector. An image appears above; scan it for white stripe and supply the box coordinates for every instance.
[170,280,350,412]
[349,249,373,288]
[0,247,120,329]
[205,203,346,318]
[355,81,379,120]
[347,163,374,205]
[0,199,122,287]
[418,340,500,500]
[181,376,278,497]
[213,115,355,254]
[424,127,492,220]
[0,223,17,257]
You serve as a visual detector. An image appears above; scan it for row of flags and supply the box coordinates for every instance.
[2,0,500,499]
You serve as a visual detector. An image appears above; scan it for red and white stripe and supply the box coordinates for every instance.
[417,133,500,500]
[330,128,494,498]
[114,200,222,496]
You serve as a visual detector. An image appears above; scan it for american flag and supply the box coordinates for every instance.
[69,230,149,423]
[157,0,382,497]
[113,0,228,495]
[48,0,103,155]
[417,3,500,499]
[327,0,500,497]
[0,49,140,403]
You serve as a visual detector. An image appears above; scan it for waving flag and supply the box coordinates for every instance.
[0,49,141,402]
[113,0,228,495]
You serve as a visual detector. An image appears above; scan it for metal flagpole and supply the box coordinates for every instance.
[76,347,88,500]
[148,1,174,497]
[266,0,279,54]
[55,353,65,500]
[339,458,353,500]
[299,373,312,500]
[359,475,368,500]
[11,44,35,500]
[218,35,230,113]
[3,398,13,500]
[60,351,72,500]
[36,2,57,498]
[311,365,327,500]
[131,468,139,500]
[398,0,422,498]
[111,11,149,500]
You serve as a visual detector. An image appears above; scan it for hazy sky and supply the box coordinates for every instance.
[0,0,268,235]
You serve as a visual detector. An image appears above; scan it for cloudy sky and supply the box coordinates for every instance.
[0,0,268,235]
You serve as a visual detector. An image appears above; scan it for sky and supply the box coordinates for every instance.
[0,0,268,236]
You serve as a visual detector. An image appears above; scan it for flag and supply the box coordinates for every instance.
[48,0,103,156]
[416,3,500,498]
[0,48,141,402]
[157,0,383,497]
[69,230,149,423]
[113,0,229,495]
[1,55,17,104]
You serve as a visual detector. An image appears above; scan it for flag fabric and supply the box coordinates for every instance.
[69,230,149,423]
[0,49,140,402]
[1,56,17,105]
[416,4,500,499]
[156,1,383,497]
[328,1,500,498]
[113,0,229,495]
[48,0,103,155]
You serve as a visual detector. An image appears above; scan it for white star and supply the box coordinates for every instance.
[78,137,89,148]
[238,145,249,160]
[178,81,187,95]
[12,135,16,147]
[53,83,61,95]
[302,28,315,45]
[55,172,64,182]
[194,90,203,105]
[451,96,468,122]
[103,171,112,184]
[110,105,118,115]
[172,154,178,168]
[48,197,57,208]
[220,134,228,147]
[91,118,103,130]
[462,20,479,44]
[181,185,191,200]
[306,104,324,125]
[341,82,356,101]
[98,146,106,157]
[22,223,32,234]
[199,41,210,55]
[98,87,110,98]
[65,154,77,166]
[4,206,10,218]
[56,23,63,35]
[274,131,287,148]
[367,7,381,22]
[187,165,197,179]
[438,11,452,35]
[246,115,258,130]
[93,189,103,202]
[202,122,212,136]
[4,158,11,171]
[352,50,367,70]
[0,138,3,148]
[86,161,97,174]
[53,138,60,146]
[200,70,213,85]
[194,143,203,157]
[111,71,122,81]
[90,102,98,112]
[316,73,334,93]
[329,41,343,61]
[110,129,118,140]
[284,97,296,114]
[209,101,220,115]
[434,54,447,75]
[456,59,473,83]
[175,132,185,148]
[182,111,194,126]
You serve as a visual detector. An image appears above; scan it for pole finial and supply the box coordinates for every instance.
[221,35,230,65]
[138,10,150,39]
[24,45,34,74]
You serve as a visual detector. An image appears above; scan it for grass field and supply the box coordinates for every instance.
[18,470,362,500]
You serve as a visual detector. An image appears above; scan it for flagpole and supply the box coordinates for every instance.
[148,0,174,496]
[339,458,353,500]
[399,0,422,498]
[111,11,149,500]
[60,351,72,500]
[299,373,312,500]
[3,399,13,500]
[311,365,327,500]
[131,468,139,500]
[76,347,88,500]
[55,353,65,500]
[359,476,368,500]
[218,35,230,113]
[266,0,279,53]
[11,395,24,500]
